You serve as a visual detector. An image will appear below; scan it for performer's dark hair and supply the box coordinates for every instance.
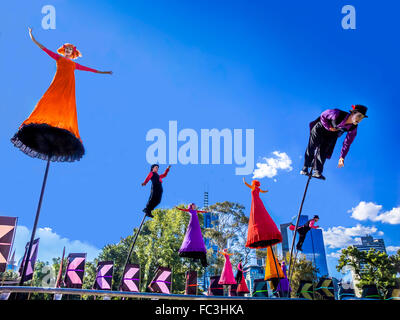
[150,164,159,171]
[313,215,320,219]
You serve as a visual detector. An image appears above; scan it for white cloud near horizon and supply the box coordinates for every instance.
[387,246,400,253]
[322,224,383,249]
[349,201,400,225]
[12,225,101,265]
[252,151,293,179]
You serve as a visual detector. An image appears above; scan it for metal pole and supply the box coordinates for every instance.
[287,173,312,292]
[310,230,317,300]
[19,158,51,286]
[120,212,147,288]
[270,246,282,298]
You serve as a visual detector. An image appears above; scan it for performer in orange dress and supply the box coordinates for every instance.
[11,28,112,162]
[243,178,282,248]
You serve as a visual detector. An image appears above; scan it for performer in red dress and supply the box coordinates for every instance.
[235,261,250,296]
[243,178,282,248]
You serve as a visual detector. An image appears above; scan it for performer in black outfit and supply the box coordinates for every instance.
[289,215,320,251]
[141,164,171,218]
[300,105,368,180]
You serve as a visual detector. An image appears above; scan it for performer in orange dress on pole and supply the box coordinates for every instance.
[11,28,112,288]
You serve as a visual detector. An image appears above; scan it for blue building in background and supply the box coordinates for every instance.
[281,215,329,277]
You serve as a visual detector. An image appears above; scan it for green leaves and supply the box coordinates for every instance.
[336,246,400,299]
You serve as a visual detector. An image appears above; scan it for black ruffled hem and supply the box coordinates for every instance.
[179,251,208,267]
[246,239,281,249]
[11,123,85,162]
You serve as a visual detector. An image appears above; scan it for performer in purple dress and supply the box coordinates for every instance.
[176,203,208,267]
[300,105,368,180]
[276,261,291,296]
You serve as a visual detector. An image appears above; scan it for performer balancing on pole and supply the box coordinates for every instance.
[11,28,112,161]
[300,105,368,180]
[235,261,250,296]
[218,248,237,296]
[10,28,112,288]
[243,178,282,248]
[289,215,320,251]
[176,203,208,267]
[142,164,171,218]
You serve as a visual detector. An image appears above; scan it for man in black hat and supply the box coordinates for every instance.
[300,105,368,180]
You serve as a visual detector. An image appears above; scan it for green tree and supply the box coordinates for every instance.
[283,252,319,299]
[98,206,204,294]
[337,246,400,299]
[203,201,250,275]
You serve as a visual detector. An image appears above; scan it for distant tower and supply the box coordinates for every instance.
[204,191,209,209]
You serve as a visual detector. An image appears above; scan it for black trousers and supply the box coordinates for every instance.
[145,185,163,213]
[304,122,338,173]
[296,227,308,250]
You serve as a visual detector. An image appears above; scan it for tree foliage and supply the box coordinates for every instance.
[203,201,250,275]
[336,246,400,298]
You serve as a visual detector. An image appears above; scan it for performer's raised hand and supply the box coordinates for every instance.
[338,157,344,168]
[28,27,44,49]
[97,70,113,75]
[141,182,146,186]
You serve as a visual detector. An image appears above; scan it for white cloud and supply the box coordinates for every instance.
[349,202,400,225]
[327,249,344,259]
[375,207,400,225]
[252,151,293,179]
[387,246,400,253]
[322,224,382,249]
[12,225,101,265]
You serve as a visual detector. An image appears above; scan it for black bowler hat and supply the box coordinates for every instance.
[350,104,368,117]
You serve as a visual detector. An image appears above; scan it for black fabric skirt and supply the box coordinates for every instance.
[11,123,85,162]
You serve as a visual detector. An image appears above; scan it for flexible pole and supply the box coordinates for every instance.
[270,246,282,298]
[120,212,147,288]
[19,158,51,286]
[310,230,317,300]
[287,173,312,291]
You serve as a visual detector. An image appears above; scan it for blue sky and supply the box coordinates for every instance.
[1,0,399,280]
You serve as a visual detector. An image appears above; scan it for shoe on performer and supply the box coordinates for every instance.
[300,167,310,176]
[311,170,326,180]
[143,208,154,218]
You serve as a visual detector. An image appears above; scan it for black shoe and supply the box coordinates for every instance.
[312,171,326,180]
[300,167,310,176]
[143,208,154,218]
[296,247,303,252]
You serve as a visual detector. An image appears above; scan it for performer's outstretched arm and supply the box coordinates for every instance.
[260,189,269,193]
[159,165,171,179]
[309,220,319,229]
[28,27,60,60]
[75,62,112,74]
[243,177,252,189]
[196,210,207,213]
[176,207,189,212]
[141,172,153,186]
